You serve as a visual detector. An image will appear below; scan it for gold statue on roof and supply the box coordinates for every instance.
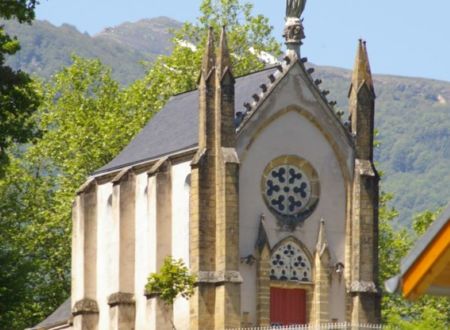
[286,0,307,18]
[284,0,307,51]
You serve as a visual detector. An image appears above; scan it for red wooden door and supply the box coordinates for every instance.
[270,287,306,326]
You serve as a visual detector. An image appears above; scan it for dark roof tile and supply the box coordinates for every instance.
[29,298,71,330]
[94,66,276,175]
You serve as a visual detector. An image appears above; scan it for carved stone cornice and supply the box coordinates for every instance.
[355,159,378,178]
[197,271,243,284]
[147,156,170,176]
[107,292,135,307]
[190,148,207,168]
[76,178,97,195]
[350,281,378,293]
[111,167,134,185]
[72,298,99,316]
[283,17,305,46]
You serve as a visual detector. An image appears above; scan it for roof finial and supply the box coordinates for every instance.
[284,0,307,57]
[217,26,232,75]
[350,39,375,96]
[201,27,216,79]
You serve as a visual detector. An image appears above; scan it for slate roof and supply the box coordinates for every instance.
[28,298,71,330]
[94,66,277,175]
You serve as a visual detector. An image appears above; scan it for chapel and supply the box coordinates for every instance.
[32,1,381,329]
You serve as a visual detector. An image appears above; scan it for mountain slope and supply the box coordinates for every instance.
[3,17,180,84]
[3,17,450,226]
[316,67,450,224]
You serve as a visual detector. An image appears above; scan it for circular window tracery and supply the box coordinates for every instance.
[270,242,311,282]
[265,164,311,215]
[261,155,320,228]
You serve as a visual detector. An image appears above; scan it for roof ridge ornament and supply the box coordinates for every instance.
[284,0,307,57]
[349,39,375,97]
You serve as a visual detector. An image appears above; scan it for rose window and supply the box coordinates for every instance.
[270,242,311,282]
[264,164,311,216]
[261,156,320,227]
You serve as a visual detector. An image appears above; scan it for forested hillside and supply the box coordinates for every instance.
[4,17,450,225]
[3,17,180,84]
[317,67,450,225]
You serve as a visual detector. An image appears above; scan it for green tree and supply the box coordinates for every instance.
[0,0,40,174]
[0,1,280,327]
[0,1,39,22]
[126,0,281,115]
[145,257,196,305]
[146,257,196,330]
[412,208,441,236]
[0,57,135,329]
[379,200,450,328]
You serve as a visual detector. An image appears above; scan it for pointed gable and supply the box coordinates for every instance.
[236,53,353,150]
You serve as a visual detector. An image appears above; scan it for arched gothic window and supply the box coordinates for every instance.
[270,241,311,282]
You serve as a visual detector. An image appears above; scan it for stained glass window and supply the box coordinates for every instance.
[261,155,320,227]
[264,164,311,216]
[270,242,311,282]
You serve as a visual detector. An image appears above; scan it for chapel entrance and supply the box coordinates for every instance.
[270,287,306,326]
[268,240,311,326]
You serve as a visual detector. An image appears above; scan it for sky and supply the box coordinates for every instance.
[35,0,450,82]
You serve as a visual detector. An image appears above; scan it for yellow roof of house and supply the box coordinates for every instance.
[385,203,450,300]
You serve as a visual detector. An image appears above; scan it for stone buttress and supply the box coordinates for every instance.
[147,157,173,330]
[72,180,99,330]
[190,27,241,330]
[108,168,136,330]
[311,220,331,324]
[348,40,381,324]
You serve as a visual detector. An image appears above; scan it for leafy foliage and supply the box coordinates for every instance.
[0,0,38,23]
[4,1,450,229]
[145,257,196,306]
[0,0,40,175]
[0,1,281,328]
[318,69,450,226]
[127,0,281,115]
[0,57,148,329]
[1,0,449,329]
[379,197,450,328]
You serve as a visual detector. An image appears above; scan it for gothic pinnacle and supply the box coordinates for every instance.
[217,26,233,78]
[350,39,375,97]
[201,27,216,80]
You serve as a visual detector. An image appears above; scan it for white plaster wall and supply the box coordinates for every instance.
[329,274,346,321]
[240,262,257,322]
[72,196,83,304]
[135,172,152,330]
[147,175,158,330]
[237,67,351,324]
[239,110,347,254]
[96,183,114,330]
[171,162,191,329]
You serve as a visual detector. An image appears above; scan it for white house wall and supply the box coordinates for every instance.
[78,160,191,330]
[71,195,83,304]
[147,173,158,330]
[171,161,191,329]
[135,172,152,330]
[96,182,113,330]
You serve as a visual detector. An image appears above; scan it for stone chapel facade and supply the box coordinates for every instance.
[32,3,381,330]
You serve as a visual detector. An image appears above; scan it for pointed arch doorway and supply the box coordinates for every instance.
[270,287,306,325]
[269,240,312,326]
